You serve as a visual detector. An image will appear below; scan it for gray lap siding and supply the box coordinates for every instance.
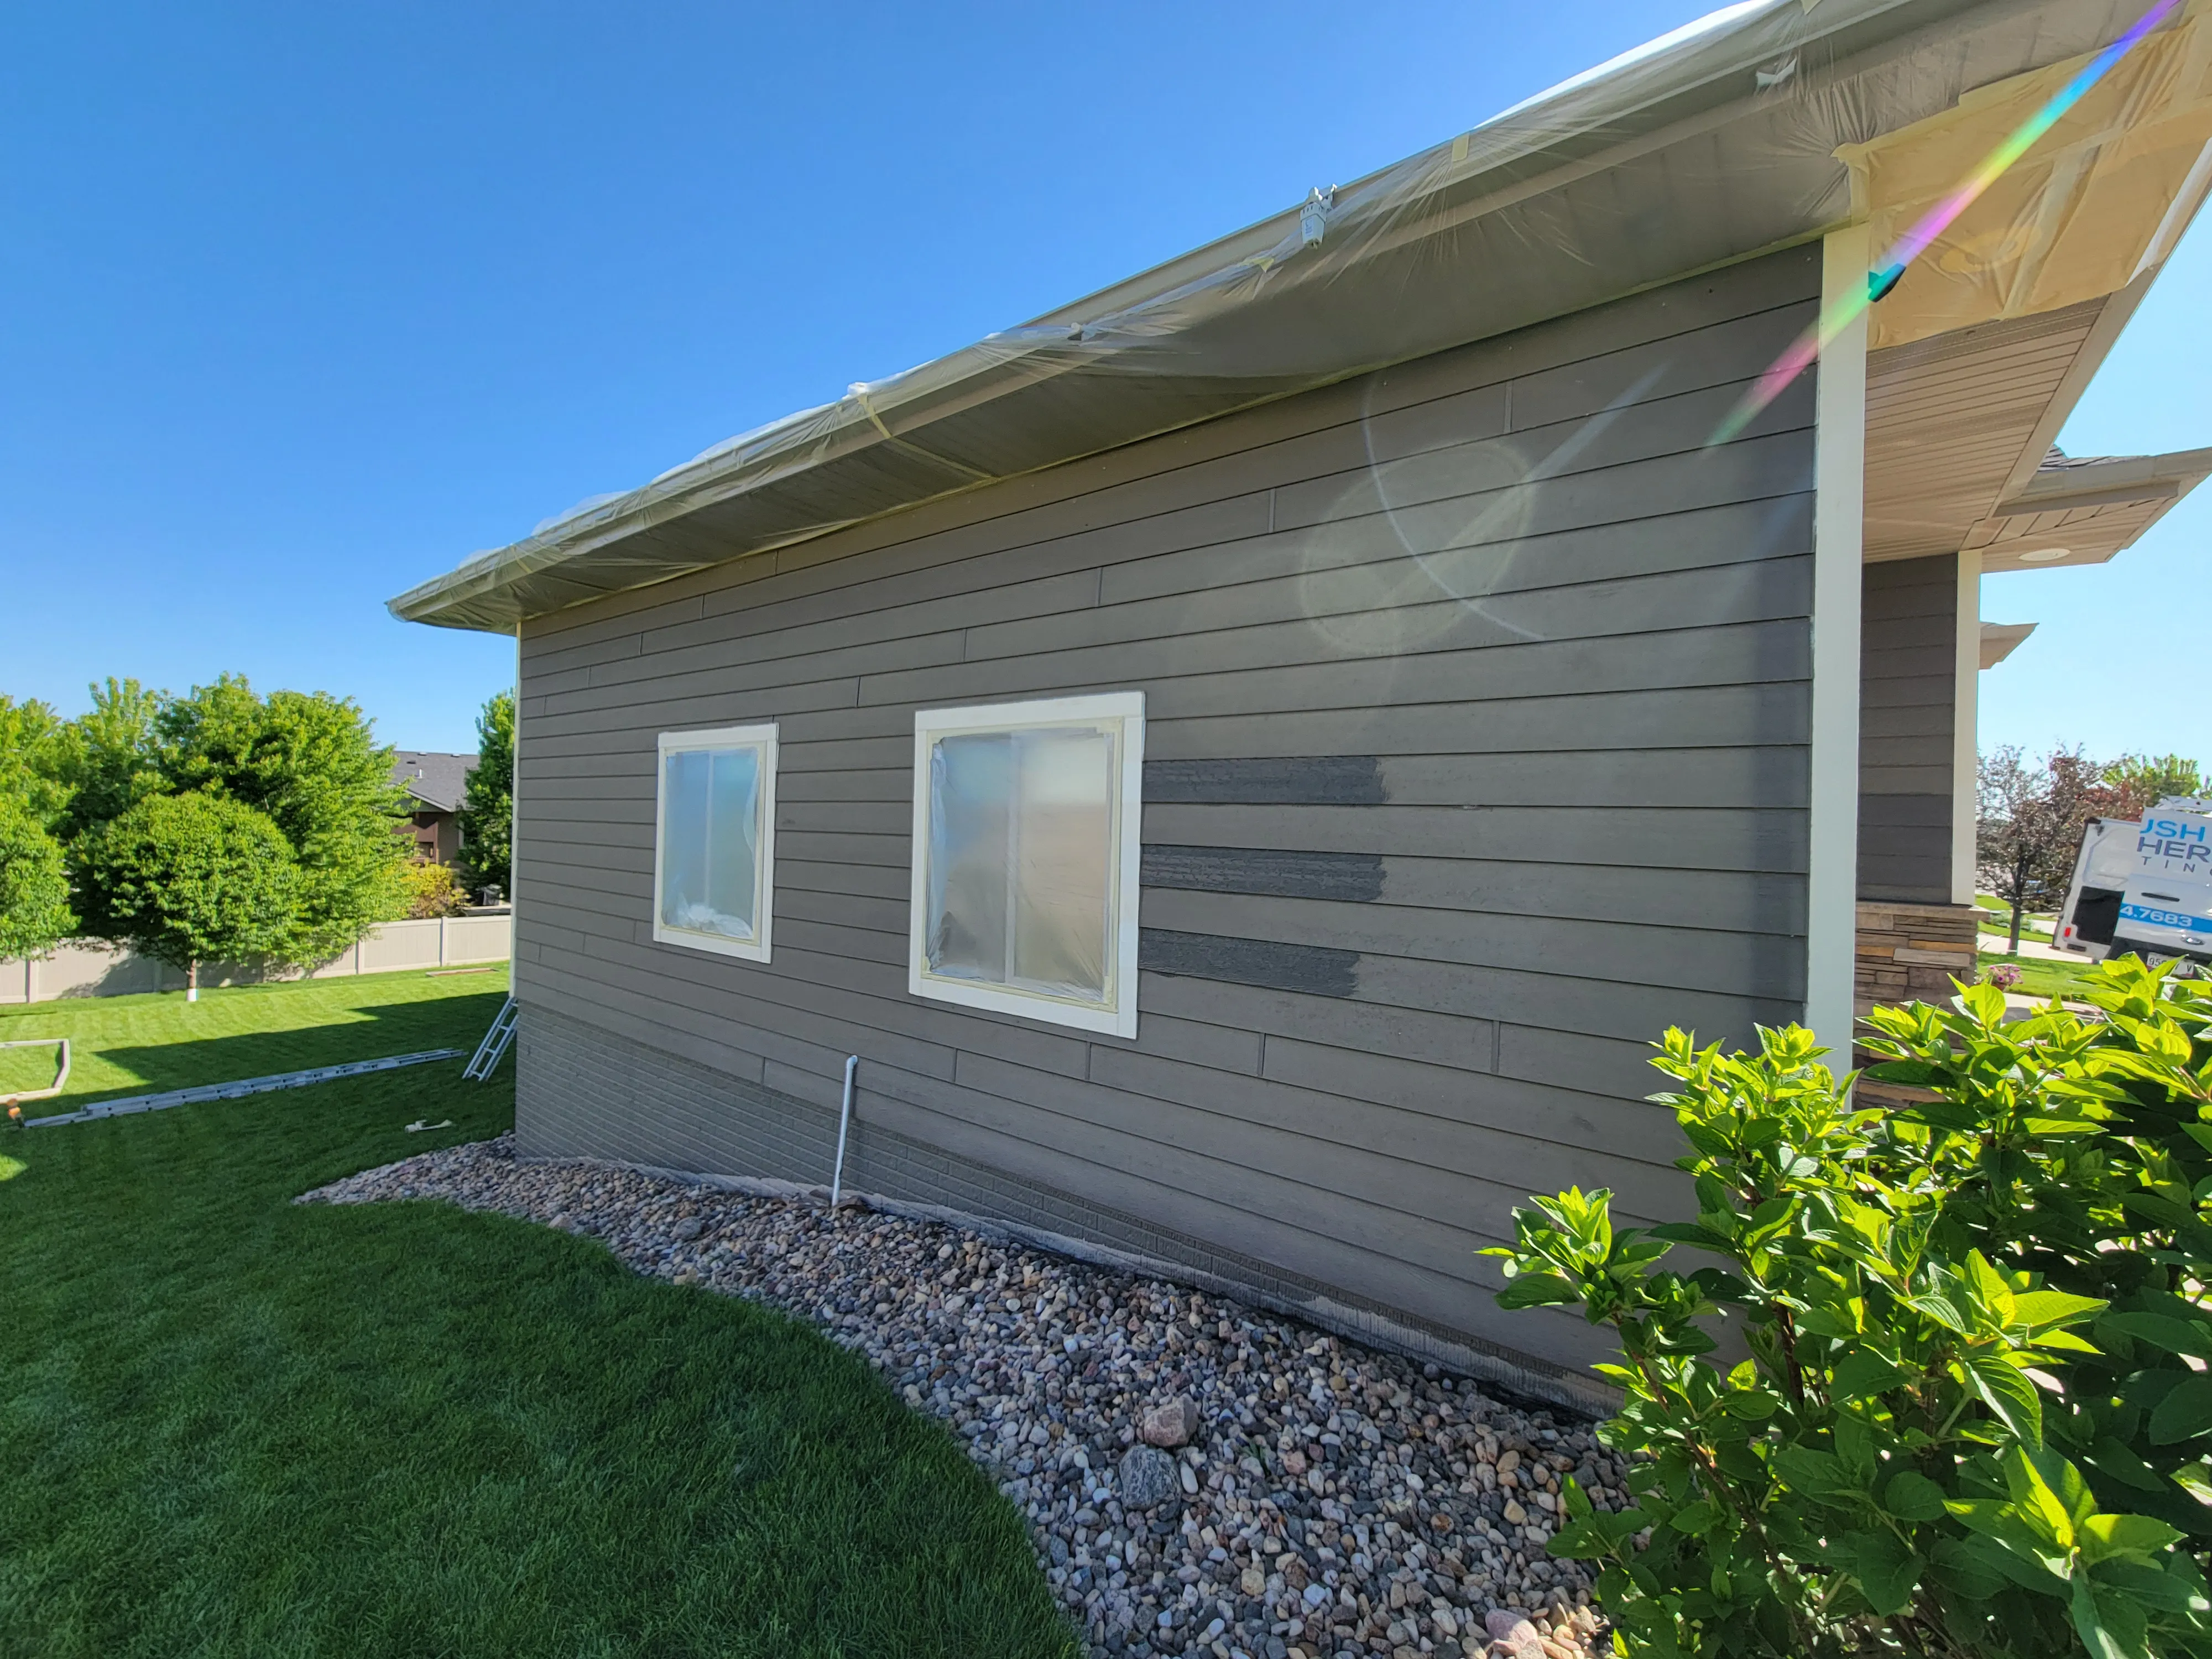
[510,244,1823,1386]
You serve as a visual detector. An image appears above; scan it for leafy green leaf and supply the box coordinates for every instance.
[2073,1574,2154,1659]
[1830,1350,1913,1401]
[1964,1353,2045,1447]
[1494,1272,1582,1311]
[2148,1373,2212,1446]
[2012,1288,2109,1328]
[2079,1512,2185,1566]
[2103,1310,2212,1359]
[1848,1528,1918,1616]
[1886,1470,1949,1522]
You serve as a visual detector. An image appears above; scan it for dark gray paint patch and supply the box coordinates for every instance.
[1139,929,1360,997]
[1144,756,1387,805]
[1143,845,1386,902]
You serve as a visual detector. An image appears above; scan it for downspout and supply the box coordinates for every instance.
[830,1054,858,1210]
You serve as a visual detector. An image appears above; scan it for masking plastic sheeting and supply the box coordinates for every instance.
[389,0,2181,633]
[922,727,1114,1005]
[1845,0,2212,352]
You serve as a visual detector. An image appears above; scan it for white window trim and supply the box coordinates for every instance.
[652,722,779,963]
[907,692,1144,1039]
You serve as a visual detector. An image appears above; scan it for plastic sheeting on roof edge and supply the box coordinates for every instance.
[1844,0,2212,351]
[388,0,2159,633]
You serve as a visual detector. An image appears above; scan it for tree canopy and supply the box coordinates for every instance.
[76,793,299,986]
[153,676,412,959]
[0,698,77,958]
[2105,752,2205,817]
[0,797,73,960]
[1977,744,2113,951]
[457,690,513,899]
[2,675,413,971]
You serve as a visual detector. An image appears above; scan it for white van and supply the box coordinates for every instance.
[2057,796,2212,968]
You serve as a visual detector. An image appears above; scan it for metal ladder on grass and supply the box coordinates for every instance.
[464,995,519,1081]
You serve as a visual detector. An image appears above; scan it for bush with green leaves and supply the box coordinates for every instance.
[1489,959,2212,1659]
[76,792,299,995]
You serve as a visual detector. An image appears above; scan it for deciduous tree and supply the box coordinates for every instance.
[1978,745,2114,952]
[154,676,411,961]
[2105,753,2204,818]
[50,677,166,844]
[457,690,513,900]
[0,799,72,960]
[76,793,298,1000]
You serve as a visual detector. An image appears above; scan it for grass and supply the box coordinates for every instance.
[1973,895,2056,943]
[0,972,1076,1658]
[0,970,512,1105]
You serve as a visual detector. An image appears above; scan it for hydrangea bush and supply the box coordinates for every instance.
[1488,959,2212,1659]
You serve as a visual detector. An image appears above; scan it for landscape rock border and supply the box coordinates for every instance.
[301,1135,1623,1659]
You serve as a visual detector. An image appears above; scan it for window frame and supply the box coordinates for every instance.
[907,691,1144,1038]
[651,722,780,964]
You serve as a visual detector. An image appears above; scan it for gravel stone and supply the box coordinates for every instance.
[300,1135,1615,1659]
[1140,1395,1199,1448]
[1119,1446,1181,1511]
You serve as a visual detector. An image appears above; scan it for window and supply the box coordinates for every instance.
[909,693,1144,1037]
[654,724,778,962]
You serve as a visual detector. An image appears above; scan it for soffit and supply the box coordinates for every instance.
[1857,0,2212,566]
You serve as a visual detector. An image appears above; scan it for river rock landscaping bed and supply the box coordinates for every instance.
[301,1135,1621,1659]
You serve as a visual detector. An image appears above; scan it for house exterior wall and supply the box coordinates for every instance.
[404,808,463,867]
[509,244,1824,1392]
[1859,554,1960,904]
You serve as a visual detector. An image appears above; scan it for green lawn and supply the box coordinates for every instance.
[1973,895,2056,943]
[0,973,1074,1658]
[0,969,512,1105]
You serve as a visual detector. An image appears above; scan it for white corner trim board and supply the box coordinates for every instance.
[1952,549,1983,906]
[1806,223,1869,1049]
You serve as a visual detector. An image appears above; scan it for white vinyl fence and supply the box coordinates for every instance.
[0,911,511,1005]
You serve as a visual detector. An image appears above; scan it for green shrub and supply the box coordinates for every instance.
[1488,959,2212,1659]
[399,859,468,919]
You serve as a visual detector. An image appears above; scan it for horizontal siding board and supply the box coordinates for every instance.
[1142,888,1803,1000]
[1254,1036,1684,1167]
[1374,857,1803,935]
[1133,973,1496,1074]
[1145,682,1810,759]
[1140,803,1807,871]
[1101,491,1813,612]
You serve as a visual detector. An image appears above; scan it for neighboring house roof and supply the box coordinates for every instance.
[392,752,477,814]
[389,0,2212,633]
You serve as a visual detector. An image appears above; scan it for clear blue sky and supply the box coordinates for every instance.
[3,2,2203,762]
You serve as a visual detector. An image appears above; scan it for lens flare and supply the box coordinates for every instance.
[1708,0,2181,447]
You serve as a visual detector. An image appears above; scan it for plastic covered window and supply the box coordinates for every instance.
[654,724,778,962]
[909,693,1143,1037]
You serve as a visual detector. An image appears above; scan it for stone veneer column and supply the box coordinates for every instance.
[1852,900,1981,1098]
[1854,900,1981,1016]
